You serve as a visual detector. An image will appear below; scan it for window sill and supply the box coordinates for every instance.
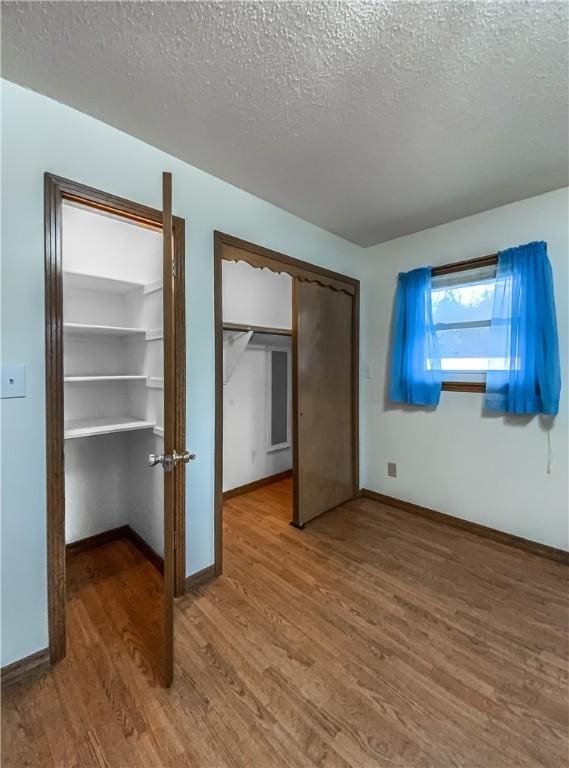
[442,381,486,393]
[267,442,291,453]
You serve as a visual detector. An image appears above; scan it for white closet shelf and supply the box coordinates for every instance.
[64,416,155,440]
[63,270,162,295]
[64,374,147,383]
[64,322,146,337]
[153,426,164,437]
[143,279,163,295]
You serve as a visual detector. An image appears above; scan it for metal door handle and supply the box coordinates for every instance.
[173,449,196,464]
[148,450,196,470]
[148,453,165,467]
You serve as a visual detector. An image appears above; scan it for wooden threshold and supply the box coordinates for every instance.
[1,648,50,688]
[223,469,293,501]
[360,488,569,565]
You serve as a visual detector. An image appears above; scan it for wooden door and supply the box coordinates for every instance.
[293,280,355,526]
[161,171,176,687]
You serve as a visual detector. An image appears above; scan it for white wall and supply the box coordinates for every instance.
[223,339,292,492]
[0,81,362,666]
[361,188,569,551]
[222,261,292,329]
[63,202,163,284]
[64,433,129,542]
[222,261,293,491]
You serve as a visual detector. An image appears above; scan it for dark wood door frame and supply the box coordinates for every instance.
[214,231,360,574]
[44,173,187,665]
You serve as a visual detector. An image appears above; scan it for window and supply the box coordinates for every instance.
[390,243,559,410]
[266,347,291,451]
[430,263,507,383]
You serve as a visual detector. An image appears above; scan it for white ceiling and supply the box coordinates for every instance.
[2,1,568,246]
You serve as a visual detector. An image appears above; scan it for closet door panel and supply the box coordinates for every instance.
[295,280,354,526]
[161,171,175,688]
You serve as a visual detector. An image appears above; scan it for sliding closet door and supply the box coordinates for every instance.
[294,280,355,526]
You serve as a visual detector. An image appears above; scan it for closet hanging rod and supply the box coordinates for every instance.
[223,322,292,336]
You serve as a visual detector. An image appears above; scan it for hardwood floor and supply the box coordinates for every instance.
[2,479,568,767]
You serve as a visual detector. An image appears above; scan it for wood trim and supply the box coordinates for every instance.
[291,278,300,526]
[213,232,224,577]
[173,215,187,597]
[223,470,293,501]
[184,564,217,592]
[223,322,292,336]
[125,526,164,574]
[352,282,360,496]
[65,525,130,556]
[359,489,569,565]
[442,381,486,393]
[1,648,50,688]
[44,173,186,668]
[44,174,66,664]
[46,175,165,229]
[432,253,498,277]
[161,171,175,688]
[215,231,359,296]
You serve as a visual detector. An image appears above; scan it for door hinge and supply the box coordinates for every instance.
[172,259,176,278]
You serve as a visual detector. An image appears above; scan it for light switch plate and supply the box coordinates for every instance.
[1,363,26,398]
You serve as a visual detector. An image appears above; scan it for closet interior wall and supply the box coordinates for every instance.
[62,201,164,555]
[222,260,293,493]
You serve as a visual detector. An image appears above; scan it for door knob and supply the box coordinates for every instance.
[173,450,196,464]
[148,450,196,470]
[148,453,165,468]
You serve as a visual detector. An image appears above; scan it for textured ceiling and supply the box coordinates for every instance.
[2,1,568,246]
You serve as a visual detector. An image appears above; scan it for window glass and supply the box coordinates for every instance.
[431,267,509,375]
[431,279,495,325]
[270,350,288,446]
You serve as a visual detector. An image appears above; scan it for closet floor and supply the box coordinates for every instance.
[2,480,568,767]
[66,538,164,683]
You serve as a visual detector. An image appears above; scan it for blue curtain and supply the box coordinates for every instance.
[485,241,561,416]
[389,267,442,406]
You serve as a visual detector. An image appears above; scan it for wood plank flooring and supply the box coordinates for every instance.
[2,479,568,767]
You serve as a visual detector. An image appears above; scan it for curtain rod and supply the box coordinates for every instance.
[432,253,498,277]
[222,322,292,336]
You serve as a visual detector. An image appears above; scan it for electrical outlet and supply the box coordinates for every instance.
[363,363,373,380]
[387,462,397,478]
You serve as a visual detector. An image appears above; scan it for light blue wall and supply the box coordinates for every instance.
[360,188,569,550]
[0,81,363,666]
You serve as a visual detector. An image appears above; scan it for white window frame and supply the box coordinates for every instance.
[265,345,292,453]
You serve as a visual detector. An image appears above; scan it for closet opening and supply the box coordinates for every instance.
[221,262,294,533]
[214,232,359,575]
[45,174,186,687]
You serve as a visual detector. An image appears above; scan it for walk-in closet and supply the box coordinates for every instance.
[222,260,293,501]
[63,200,165,560]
